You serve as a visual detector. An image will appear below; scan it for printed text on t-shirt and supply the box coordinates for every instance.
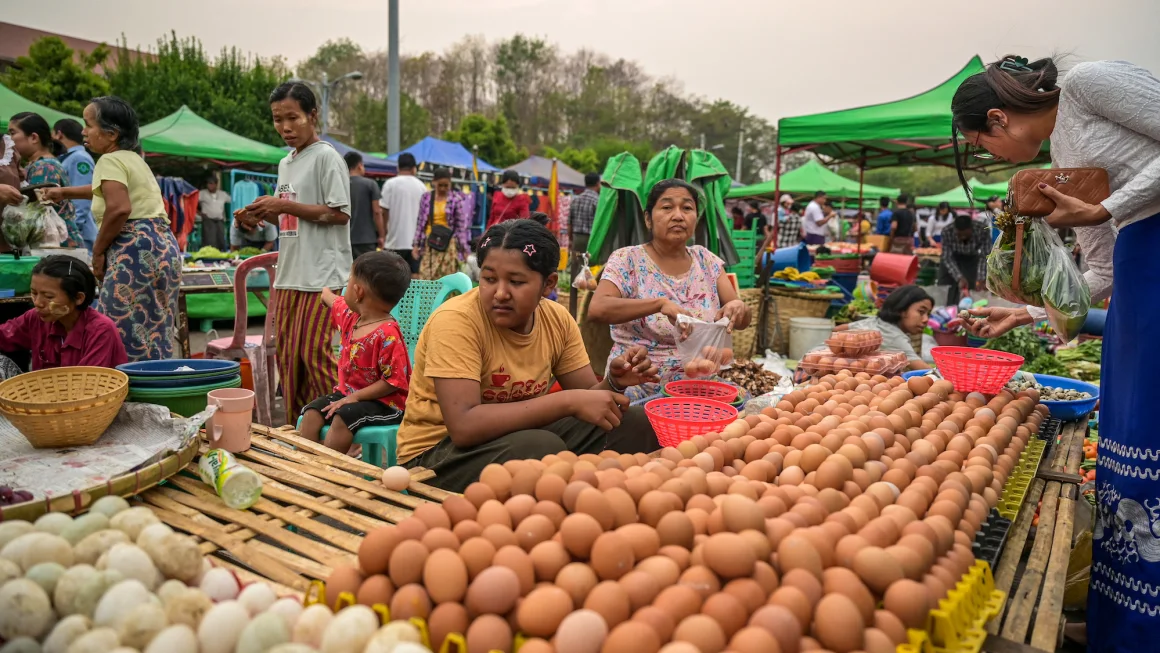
[277,183,299,238]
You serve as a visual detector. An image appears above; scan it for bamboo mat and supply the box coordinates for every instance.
[135,424,451,595]
[985,416,1089,653]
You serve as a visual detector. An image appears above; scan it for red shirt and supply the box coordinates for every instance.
[0,307,128,371]
[488,191,530,228]
[332,297,411,410]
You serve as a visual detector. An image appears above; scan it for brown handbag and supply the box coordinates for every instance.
[1008,167,1110,218]
[1005,167,1110,294]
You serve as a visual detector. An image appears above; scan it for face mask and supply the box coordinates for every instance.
[502,188,519,199]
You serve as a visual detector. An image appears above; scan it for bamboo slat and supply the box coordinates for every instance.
[133,423,448,595]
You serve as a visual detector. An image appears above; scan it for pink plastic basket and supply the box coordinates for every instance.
[931,346,1024,394]
[663,380,739,403]
[645,398,738,448]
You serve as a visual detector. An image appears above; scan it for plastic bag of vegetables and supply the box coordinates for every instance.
[986,213,1089,340]
[0,200,48,255]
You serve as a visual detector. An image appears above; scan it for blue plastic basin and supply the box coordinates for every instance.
[1030,374,1099,421]
[118,359,240,377]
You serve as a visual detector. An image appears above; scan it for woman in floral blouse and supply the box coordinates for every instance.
[587,178,751,401]
[7,113,84,248]
[413,167,472,280]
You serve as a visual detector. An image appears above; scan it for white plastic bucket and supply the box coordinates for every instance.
[789,317,834,362]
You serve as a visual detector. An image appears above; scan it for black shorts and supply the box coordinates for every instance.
[351,243,377,260]
[301,392,403,433]
[394,249,420,274]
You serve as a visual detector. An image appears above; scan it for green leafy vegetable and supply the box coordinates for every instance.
[1057,340,1102,364]
[983,326,1044,361]
[1022,354,1068,376]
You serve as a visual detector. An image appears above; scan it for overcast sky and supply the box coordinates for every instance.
[13,0,1160,122]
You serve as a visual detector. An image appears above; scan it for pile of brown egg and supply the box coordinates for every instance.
[328,371,1044,653]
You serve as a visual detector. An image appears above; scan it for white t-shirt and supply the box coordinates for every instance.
[803,200,828,236]
[379,174,427,251]
[273,141,352,291]
[198,189,230,221]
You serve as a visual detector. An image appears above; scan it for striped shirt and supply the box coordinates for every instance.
[939,221,992,283]
[568,189,599,235]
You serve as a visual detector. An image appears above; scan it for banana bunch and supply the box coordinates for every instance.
[773,267,821,281]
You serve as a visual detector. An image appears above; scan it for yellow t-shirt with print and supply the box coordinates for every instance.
[91,150,168,224]
[396,288,590,463]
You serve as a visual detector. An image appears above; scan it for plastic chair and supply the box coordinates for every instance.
[298,271,473,468]
[204,252,278,426]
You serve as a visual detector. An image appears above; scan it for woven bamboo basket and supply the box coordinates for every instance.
[768,287,844,356]
[0,367,129,447]
[0,428,198,522]
[734,288,773,360]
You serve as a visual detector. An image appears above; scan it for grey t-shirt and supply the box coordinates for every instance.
[273,141,352,291]
[847,317,920,361]
[348,175,381,245]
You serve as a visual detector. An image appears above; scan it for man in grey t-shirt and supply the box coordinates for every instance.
[344,152,383,259]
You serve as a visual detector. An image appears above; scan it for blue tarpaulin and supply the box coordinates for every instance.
[321,136,397,176]
[386,136,500,172]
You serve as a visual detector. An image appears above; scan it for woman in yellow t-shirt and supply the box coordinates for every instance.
[412,167,471,281]
[398,219,661,492]
[44,97,181,361]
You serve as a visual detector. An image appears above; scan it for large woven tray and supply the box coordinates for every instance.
[134,424,450,595]
[0,429,199,522]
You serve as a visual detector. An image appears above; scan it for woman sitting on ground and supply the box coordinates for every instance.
[0,255,127,376]
[843,284,933,371]
[397,219,661,493]
[587,178,751,400]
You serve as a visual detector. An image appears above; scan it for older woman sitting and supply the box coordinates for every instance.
[587,179,751,400]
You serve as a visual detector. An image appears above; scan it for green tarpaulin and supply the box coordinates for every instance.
[587,147,738,266]
[727,159,899,200]
[0,82,81,127]
[777,57,1050,169]
[139,106,287,165]
[915,178,987,208]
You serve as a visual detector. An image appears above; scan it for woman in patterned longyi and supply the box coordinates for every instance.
[43,97,181,362]
[586,178,751,402]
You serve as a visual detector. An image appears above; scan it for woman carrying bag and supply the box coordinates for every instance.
[413,167,471,280]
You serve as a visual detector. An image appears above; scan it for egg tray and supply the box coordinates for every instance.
[995,437,1049,521]
[1036,417,1063,443]
[896,560,1007,653]
[970,509,1012,570]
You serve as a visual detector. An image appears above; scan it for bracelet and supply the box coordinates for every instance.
[606,375,626,393]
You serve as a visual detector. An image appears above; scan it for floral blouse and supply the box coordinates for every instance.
[601,244,726,380]
[332,297,412,410]
[25,157,83,248]
[415,190,472,260]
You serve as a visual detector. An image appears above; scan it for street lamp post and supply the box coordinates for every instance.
[298,70,364,137]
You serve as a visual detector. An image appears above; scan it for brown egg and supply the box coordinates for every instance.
[428,602,469,653]
[458,537,497,580]
[672,614,727,653]
[615,523,660,562]
[659,545,692,570]
[591,531,636,581]
[480,464,514,501]
[863,627,896,653]
[560,513,604,559]
[618,570,661,612]
[464,482,498,508]
[704,532,758,579]
[504,495,537,530]
[466,565,521,616]
[814,593,865,653]
[466,614,512,653]
[852,547,904,594]
[654,584,704,624]
[721,578,766,615]
[778,534,824,579]
[701,592,748,639]
[834,534,870,569]
[656,511,695,550]
[325,564,365,610]
[556,609,609,653]
[584,581,633,628]
[453,520,484,543]
[722,495,766,532]
[749,605,802,653]
[873,609,908,644]
[414,502,452,530]
[390,583,433,620]
[636,555,682,588]
[822,567,875,624]
[555,562,599,609]
[516,585,573,638]
[528,540,570,583]
[767,586,813,630]
[478,499,513,529]
[493,545,536,595]
[603,621,661,653]
[633,605,676,643]
[423,548,469,603]
[884,579,930,629]
[358,526,402,577]
[355,574,394,607]
[513,514,556,553]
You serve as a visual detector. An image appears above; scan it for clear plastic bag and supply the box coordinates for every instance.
[1043,242,1091,341]
[1,199,47,252]
[572,252,597,290]
[38,203,68,246]
[676,314,734,378]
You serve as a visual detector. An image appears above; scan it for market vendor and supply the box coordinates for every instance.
[396,219,660,493]
[843,285,932,371]
[586,178,751,401]
[0,255,127,374]
[938,214,990,306]
[487,170,530,228]
[230,215,276,253]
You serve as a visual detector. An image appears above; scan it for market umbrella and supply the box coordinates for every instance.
[727,159,900,200]
[686,149,740,267]
[914,178,988,209]
[586,152,648,265]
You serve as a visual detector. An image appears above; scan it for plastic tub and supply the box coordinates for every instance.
[118,359,240,378]
[128,375,242,416]
[831,272,858,295]
[789,317,834,361]
[1081,308,1107,336]
[762,243,811,273]
[869,252,918,285]
[0,255,40,294]
[1029,374,1100,420]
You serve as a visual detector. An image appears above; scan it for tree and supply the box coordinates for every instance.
[542,146,600,174]
[107,33,287,145]
[2,37,109,116]
[349,93,430,153]
[444,114,526,168]
[296,38,366,134]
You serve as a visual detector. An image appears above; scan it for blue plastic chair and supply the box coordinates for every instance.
[298,272,473,468]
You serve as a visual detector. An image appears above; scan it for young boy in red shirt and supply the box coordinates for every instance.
[300,251,413,455]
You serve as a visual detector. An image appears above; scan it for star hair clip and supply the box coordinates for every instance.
[523,244,537,256]
[482,237,492,247]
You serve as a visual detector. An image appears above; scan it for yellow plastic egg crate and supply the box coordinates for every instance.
[995,438,1048,520]
[305,581,511,653]
[896,560,1006,653]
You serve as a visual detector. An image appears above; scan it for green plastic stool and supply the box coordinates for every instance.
[294,416,398,469]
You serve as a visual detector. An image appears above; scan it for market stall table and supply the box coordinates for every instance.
[135,424,450,594]
[985,416,1090,652]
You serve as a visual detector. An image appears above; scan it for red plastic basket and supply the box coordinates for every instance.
[931,346,1024,394]
[645,398,739,448]
[663,380,739,403]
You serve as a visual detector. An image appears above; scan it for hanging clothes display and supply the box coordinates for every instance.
[156,177,198,250]
[231,179,262,210]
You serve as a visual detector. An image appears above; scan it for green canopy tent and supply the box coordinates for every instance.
[139,106,287,165]
[915,178,988,209]
[0,82,82,126]
[586,152,649,268]
[727,159,899,200]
